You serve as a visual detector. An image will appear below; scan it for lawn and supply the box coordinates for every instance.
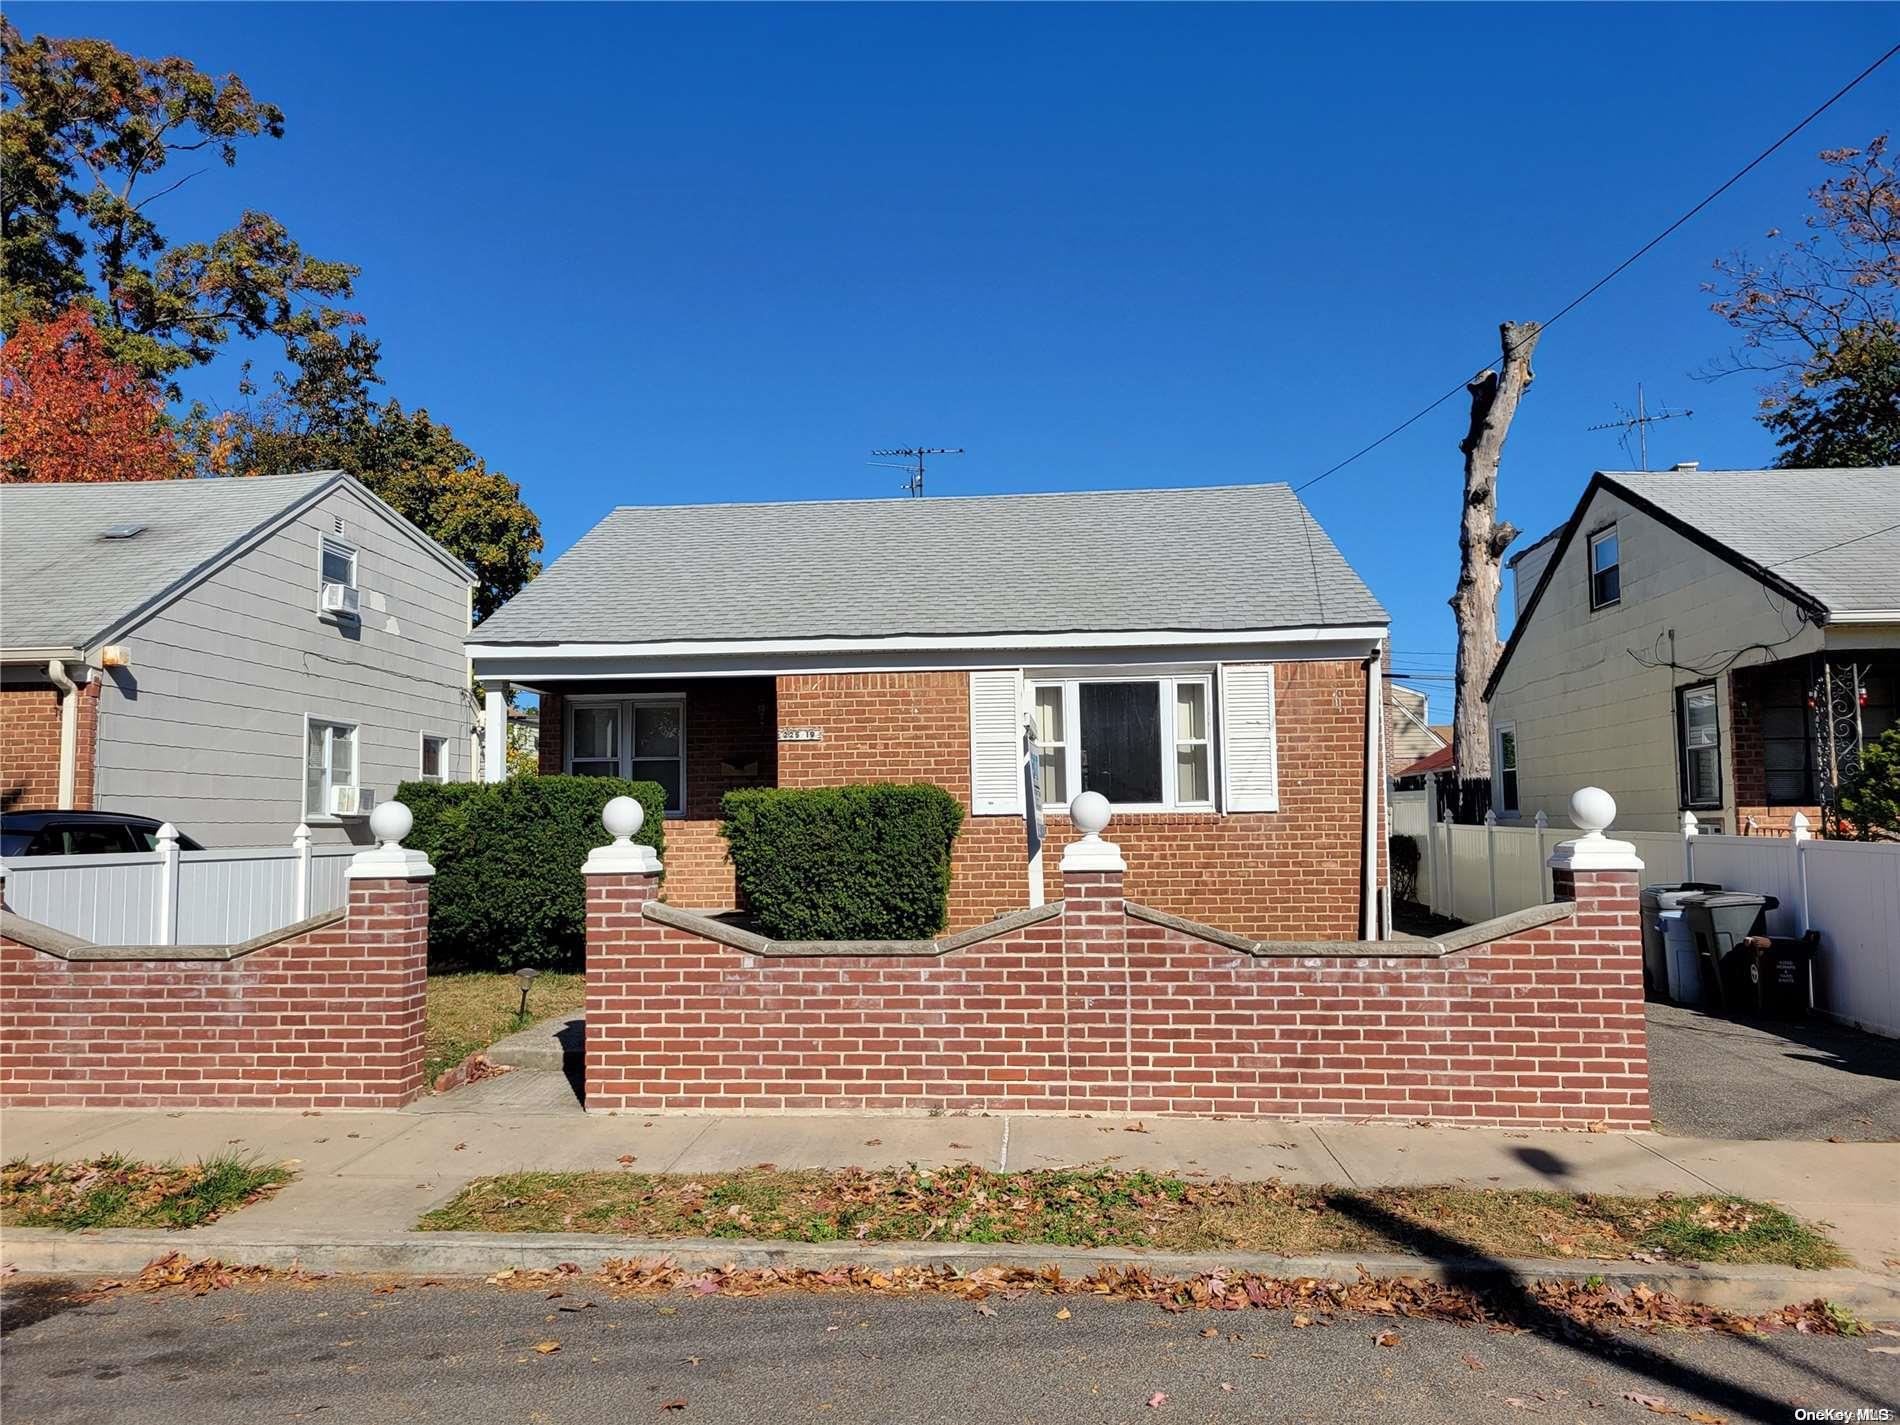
[1,1154,291,1230]
[425,970,586,1085]
[418,1164,1846,1269]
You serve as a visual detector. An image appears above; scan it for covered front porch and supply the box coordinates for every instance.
[1730,650,1899,835]
[505,676,780,910]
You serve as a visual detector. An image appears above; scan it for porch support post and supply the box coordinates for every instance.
[484,683,508,783]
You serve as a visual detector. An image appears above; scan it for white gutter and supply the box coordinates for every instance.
[46,659,79,810]
[466,625,1391,661]
[1362,645,1383,939]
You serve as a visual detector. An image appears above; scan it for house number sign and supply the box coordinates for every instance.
[778,728,824,742]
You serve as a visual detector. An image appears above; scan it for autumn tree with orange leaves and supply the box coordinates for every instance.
[0,305,187,483]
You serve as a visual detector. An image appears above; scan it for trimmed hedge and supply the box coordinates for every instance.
[393,774,666,971]
[720,784,965,941]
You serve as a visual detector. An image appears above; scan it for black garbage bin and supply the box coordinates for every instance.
[1682,892,1779,1012]
[1749,931,1821,1019]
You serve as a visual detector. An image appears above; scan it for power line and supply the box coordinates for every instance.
[1766,518,1900,570]
[1292,41,1900,497]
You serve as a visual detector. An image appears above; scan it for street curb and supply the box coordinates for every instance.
[6,1230,1896,1317]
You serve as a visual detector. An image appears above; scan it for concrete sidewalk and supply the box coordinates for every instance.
[5,1104,1896,1302]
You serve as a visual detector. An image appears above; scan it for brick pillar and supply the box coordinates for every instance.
[582,795,664,1113]
[1546,786,1650,1127]
[345,802,435,1107]
[1059,792,1129,1112]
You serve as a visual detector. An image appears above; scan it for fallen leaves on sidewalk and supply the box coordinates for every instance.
[532,1340,561,1354]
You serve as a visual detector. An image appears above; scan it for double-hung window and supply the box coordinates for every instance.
[1494,723,1519,813]
[305,718,358,818]
[1027,675,1214,811]
[565,698,686,814]
[321,536,357,592]
[1589,526,1621,610]
[419,734,447,784]
[1677,683,1721,810]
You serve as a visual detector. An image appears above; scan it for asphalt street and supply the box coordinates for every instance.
[4,1276,1896,1425]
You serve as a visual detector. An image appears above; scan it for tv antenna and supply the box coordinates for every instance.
[870,446,963,497]
[1586,384,1692,470]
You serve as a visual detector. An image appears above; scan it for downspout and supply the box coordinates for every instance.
[46,659,79,810]
[1362,646,1383,939]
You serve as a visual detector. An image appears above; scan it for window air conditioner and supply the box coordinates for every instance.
[329,785,375,817]
[321,582,360,617]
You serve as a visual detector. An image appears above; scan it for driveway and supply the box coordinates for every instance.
[1645,1001,1900,1141]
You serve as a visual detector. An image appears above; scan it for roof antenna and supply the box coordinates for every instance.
[1586,383,1692,471]
[869,446,963,497]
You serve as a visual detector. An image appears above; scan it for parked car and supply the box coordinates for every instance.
[0,810,205,858]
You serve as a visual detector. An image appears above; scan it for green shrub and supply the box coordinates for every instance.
[1388,833,1422,902]
[393,774,665,971]
[1836,725,1900,841]
[720,784,964,941]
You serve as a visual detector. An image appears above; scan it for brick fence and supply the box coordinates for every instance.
[585,793,1650,1128]
[0,814,432,1110]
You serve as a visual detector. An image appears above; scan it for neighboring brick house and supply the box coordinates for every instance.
[0,472,477,847]
[1487,466,1900,835]
[469,484,1393,939]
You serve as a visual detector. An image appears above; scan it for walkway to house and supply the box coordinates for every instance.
[1646,1002,1900,1143]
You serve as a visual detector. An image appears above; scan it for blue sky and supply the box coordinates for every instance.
[14,2,1897,708]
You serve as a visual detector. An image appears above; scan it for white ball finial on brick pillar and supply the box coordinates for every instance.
[1546,785,1643,874]
[584,796,662,876]
[369,799,413,849]
[1060,790,1126,874]
[348,799,434,879]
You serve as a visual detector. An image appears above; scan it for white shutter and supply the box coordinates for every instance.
[1219,663,1279,812]
[969,669,1023,815]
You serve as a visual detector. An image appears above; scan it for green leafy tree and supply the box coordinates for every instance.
[1706,136,1900,467]
[1,19,364,394]
[1836,725,1900,842]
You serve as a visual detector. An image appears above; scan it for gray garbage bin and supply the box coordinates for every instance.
[1682,892,1779,1013]
[1640,882,1722,997]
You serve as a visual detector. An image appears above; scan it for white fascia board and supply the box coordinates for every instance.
[1825,610,1900,625]
[468,625,1388,661]
[466,627,1389,684]
[0,646,85,664]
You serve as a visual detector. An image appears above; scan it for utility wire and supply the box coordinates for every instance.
[1292,41,1900,497]
[1765,517,1900,570]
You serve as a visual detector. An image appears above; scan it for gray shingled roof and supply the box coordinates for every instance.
[2,472,346,651]
[472,484,1387,645]
[1604,468,1900,616]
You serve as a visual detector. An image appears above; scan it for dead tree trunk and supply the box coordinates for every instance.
[1450,320,1541,822]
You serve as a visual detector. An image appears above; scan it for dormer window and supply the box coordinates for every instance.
[1589,526,1620,610]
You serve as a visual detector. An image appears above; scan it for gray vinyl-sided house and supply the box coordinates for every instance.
[1487,466,1900,835]
[0,472,477,847]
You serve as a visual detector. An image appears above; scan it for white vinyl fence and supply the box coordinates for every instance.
[2,826,357,947]
[1405,807,1900,1039]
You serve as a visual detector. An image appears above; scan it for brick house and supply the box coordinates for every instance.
[468,484,1393,939]
[0,473,476,847]
[1487,466,1899,836]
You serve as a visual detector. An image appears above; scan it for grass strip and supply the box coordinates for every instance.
[424,970,585,1085]
[2,1154,291,1230]
[418,1164,1846,1270]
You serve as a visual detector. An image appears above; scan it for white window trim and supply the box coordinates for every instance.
[563,693,688,816]
[1494,720,1520,817]
[303,713,359,822]
[1588,525,1620,610]
[419,731,447,784]
[320,533,359,591]
[1028,672,1216,815]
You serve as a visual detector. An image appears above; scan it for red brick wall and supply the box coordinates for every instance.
[776,665,1369,939]
[0,876,429,1110]
[585,865,1647,1128]
[0,677,98,812]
